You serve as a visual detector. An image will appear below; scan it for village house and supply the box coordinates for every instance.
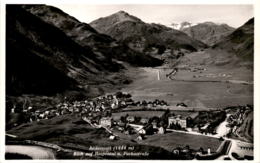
[179,119,187,128]
[124,126,135,135]
[200,123,209,131]
[141,100,147,106]
[138,128,146,135]
[126,116,135,123]
[125,99,134,106]
[176,103,188,107]
[119,101,126,108]
[147,103,153,108]
[136,134,144,141]
[158,126,166,134]
[140,124,154,135]
[99,117,113,128]
[135,101,141,106]
[140,118,149,124]
[111,102,118,109]
[109,134,116,140]
[168,115,187,128]
[116,121,126,131]
[106,95,113,100]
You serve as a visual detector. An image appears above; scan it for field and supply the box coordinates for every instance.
[112,111,165,119]
[170,110,198,118]
[7,115,128,148]
[139,131,222,152]
[121,50,253,109]
[112,110,198,120]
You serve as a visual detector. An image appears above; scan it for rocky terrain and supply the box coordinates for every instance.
[90,11,207,53]
[181,22,235,46]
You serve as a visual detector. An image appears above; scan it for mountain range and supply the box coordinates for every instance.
[170,22,196,30]
[6,5,254,98]
[6,5,162,96]
[22,5,162,67]
[181,22,235,46]
[90,11,207,52]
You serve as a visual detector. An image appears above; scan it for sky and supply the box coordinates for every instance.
[52,4,253,28]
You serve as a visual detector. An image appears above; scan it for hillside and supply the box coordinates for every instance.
[6,5,107,96]
[22,5,163,67]
[181,22,235,46]
[213,18,254,63]
[90,11,207,52]
[6,5,162,97]
[7,114,178,159]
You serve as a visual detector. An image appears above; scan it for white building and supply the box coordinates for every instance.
[100,117,112,127]
[168,116,187,128]
[138,128,146,135]
[158,127,166,134]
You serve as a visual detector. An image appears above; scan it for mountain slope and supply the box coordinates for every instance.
[181,22,235,46]
[213,18,254,62]
[90,11,207,52]
[7,5,163,96]
[22,5,162,67]
[6,5,109,95]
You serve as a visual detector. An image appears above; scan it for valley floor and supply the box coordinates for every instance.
[121,50,253,109]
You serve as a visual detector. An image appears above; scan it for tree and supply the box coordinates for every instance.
[198,147,204,154]
[186,117,194,128]
[120,116,126,123]
[116,92,123,98]
[157,45,166,54]
[135,116,141,123]
[161,109,170,124]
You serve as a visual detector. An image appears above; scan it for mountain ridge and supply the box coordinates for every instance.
[7,5,162,97]
[90,11,207,52]
[213,18,254,63]
[181,22,235,46]
[23,5,162,67]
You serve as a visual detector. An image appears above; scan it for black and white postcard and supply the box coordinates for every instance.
[1,0,259,161]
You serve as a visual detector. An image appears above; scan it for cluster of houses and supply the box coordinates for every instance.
[9,90,194,141]
[8,92,134,124]
[9,91,171,126]
[95,111,193,141]
[226,105,252,134]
